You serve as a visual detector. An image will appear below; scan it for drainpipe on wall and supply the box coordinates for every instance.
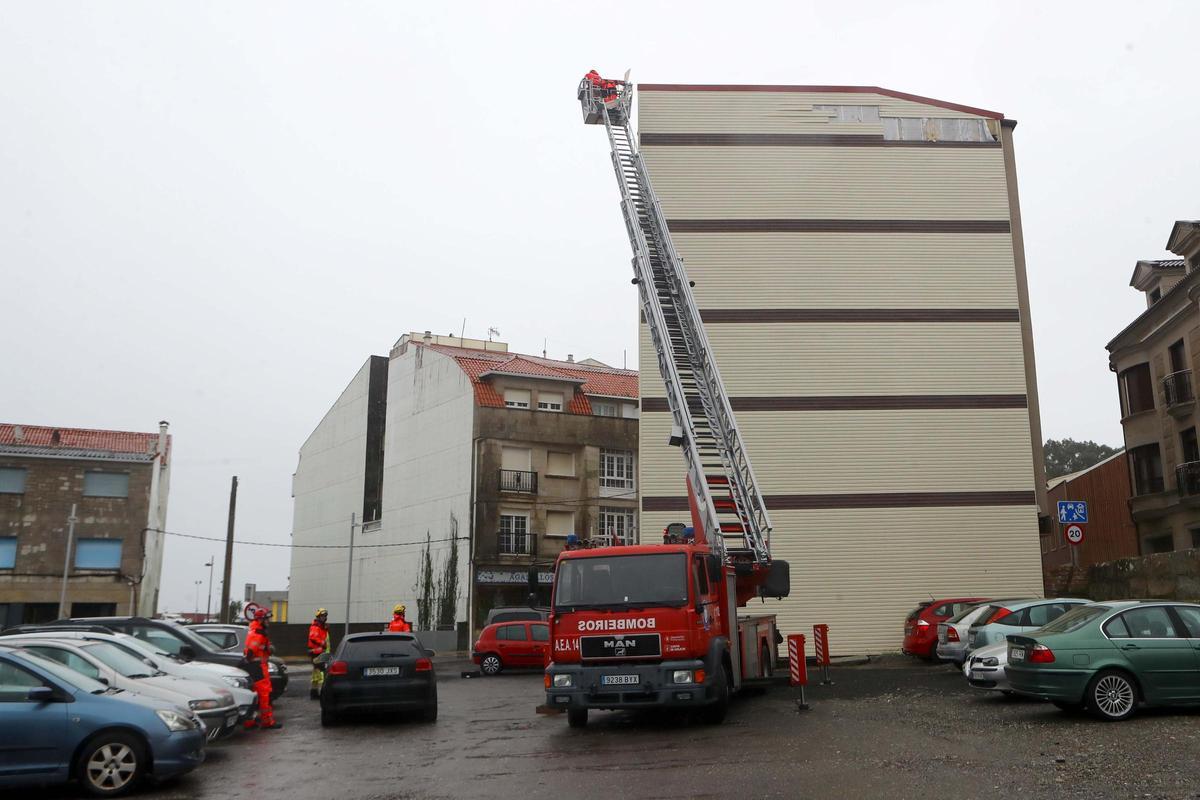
[139,421,169,616]
[467,436,482,640]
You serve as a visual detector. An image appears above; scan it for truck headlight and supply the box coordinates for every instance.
[156,709,198,732]
[552,674,573,688]
[672,670,695,684]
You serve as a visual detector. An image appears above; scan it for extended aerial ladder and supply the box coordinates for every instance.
[577,75,776,584]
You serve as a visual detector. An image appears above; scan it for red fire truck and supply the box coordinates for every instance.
[539,75,789,728]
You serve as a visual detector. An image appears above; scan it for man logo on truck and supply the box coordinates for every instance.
[578,618,657,632]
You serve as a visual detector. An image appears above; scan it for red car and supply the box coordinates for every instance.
[472,620,550,675]
[903,597,989,659]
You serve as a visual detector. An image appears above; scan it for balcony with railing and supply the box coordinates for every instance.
[1163,370,1195,415]
[1177,461,1200,498]
[498,469,538,494]
[498,530,535,556]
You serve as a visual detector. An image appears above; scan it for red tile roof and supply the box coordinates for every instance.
[0,424,170,464]
[425,344,638,413]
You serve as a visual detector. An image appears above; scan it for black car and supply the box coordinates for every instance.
[319,632,437,726]
[5,616,289,698]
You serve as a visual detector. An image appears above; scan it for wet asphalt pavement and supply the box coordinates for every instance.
[27,657,1200,800]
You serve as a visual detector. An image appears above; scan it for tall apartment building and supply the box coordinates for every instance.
[289,333,637,640]
[0,423,171,626]
[635,84,1047,654]
[1106,220,1200,553]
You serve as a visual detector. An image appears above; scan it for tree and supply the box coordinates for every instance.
[226,599,243,623]
[415,533,435,631]
[1044,439,1122,480]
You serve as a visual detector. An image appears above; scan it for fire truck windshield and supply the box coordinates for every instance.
[553,553,688,610]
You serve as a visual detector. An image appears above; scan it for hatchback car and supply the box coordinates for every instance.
[483,607,548,627]
[902,598,989,659]
[0,645,205,797]
[472,620,551,675]
[318,632,437,726]
[936,598,1030,665]
[1007,601,1200,721]
[189,623,248,653]
[965,598,1089,654]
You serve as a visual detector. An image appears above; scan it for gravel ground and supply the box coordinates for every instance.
[22,656,1200,800]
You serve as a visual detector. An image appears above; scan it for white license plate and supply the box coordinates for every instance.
[1010,648,1025,662]
[600,674,639,686]
[225,712,238,727]
[363,666,400,677]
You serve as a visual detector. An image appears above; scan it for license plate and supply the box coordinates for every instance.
[225,712,238,727]
[600,674,639,686]
[363,666,400,677]
[1010,647,1025,662]
[968,633,977,646]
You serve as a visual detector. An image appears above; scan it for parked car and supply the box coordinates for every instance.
[16,616,289,698]
[965,598,1090,655]
[963,641,1013,693]
[472,620,550,675]
[0,644,205,797]
[3,636,241,741]
[317,632,437,726]
[0,629,257,727]
[936,598,1030,665]
[1007,600,1200,721]
[189,623,248,653]
[902,598,989,659]
[483,607,548,627]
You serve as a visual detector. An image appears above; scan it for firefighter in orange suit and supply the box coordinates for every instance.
[388,604,412,633]
[307,608,330,699]
[243,608,281,729]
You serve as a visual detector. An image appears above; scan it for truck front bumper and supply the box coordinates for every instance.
[544,660,715,710]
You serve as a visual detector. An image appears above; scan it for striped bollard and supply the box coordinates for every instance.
[813,624,833,685]
[788,633,809,710]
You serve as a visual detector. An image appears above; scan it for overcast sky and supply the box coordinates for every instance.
[3,2,1197,615]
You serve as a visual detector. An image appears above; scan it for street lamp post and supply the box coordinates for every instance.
[204,557,215,622]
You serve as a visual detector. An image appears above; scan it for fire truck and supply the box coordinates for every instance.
[537,73,790,728]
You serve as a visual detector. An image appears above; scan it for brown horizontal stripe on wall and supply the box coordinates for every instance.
[699,309,1019,323]
[666,219,1011,234]
[641,133,1000,149]
[641,395,1028,412]
[642,491,1035,512]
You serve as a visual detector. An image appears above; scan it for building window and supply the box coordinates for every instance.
[1118,363,1155,416]
[599,507,637,545]
[0,468,27,495]
[1143,534,1174,554]
[546,510,575,538]
[622,402,639,419]
[593,401,618,417]
[503,389,531,409]
[600,449,635,490]
[74,539,122,570]
[83,472,129,498]
[1129,443,1164,495]
[1183,428,1200,465]
[546,451,575,477]
[1149,287,1162,305]
[1191,528,1200,549]
[0,537,15,569]
[499,514,530,555]
[537,392,563,412]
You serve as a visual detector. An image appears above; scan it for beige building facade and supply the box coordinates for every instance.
[635,84,1047,654]
[1107,221,1200,554]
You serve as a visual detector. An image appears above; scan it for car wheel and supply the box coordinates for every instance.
[480,654,502,676]
[1086,670,1138,722]
[700,664,731,725]
[567,708,588,728]
[320,707,338,727]
[76,731,145,798]
[760,644,773,678]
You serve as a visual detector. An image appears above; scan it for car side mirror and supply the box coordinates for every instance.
[178,645,195,661]
[27,686,57,703]
[97,676,110,686]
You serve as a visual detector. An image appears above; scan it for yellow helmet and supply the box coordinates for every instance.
[315,608,328,617]
[393,604,406,615]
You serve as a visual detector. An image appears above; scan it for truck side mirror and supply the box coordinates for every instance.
[758,560,790,599]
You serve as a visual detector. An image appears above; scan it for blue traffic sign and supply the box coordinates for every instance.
[1057,501,1088,524]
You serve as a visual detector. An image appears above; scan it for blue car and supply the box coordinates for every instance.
[0,644,206,797]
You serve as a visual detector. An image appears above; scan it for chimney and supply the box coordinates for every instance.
[157,421,169,460]
[423,330,433,345]
[567,354,574,363]
[12,425,22,443]
[51,429,61,446]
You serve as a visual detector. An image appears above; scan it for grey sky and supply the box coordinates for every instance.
[3,1,1196,614]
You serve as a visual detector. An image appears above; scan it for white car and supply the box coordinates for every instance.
[5,636,242,741]
[936,599,1032,665]
[963,641,1012,693]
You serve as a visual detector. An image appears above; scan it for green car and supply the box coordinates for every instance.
[1006,600,1200,721]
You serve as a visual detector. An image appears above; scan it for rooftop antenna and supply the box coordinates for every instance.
[487,326,500,342]
[623,349,627,369]
[460,318,467,344]
[543,338,548,358]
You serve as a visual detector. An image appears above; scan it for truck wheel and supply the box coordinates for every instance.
[567,708,588,728]
[701,665,730,724]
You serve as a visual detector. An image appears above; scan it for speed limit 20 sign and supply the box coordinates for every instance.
[1065,524,1085,546]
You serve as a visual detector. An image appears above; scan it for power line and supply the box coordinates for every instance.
[148,528,468,550]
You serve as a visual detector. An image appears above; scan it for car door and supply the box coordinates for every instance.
[1107,606,1196,702]
[530,623,550,667]
[0,658,68,779]
[507,624,533,666]
[1166,605,1200,701]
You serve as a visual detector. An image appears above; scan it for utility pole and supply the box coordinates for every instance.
[344,513,357,639]
[57,504,78,619]
[219,477,238,623]
[204,556,214,622]
[193,580,202,617]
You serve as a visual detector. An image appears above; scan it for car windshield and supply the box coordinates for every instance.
[946,604,982,624]
[16,649,108,693]
[905,603,932,621]
[118,635,173,661]
[82,642,156,678]
[553,553,688,610]
[971,605,1003,626]
[1036,604,1110,634]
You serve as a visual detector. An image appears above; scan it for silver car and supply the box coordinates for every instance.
[6,636,241,741]
[189,623,249,653]
[965,598,1090,655]
[963,641,1012,692]
[936,599,1030,665]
